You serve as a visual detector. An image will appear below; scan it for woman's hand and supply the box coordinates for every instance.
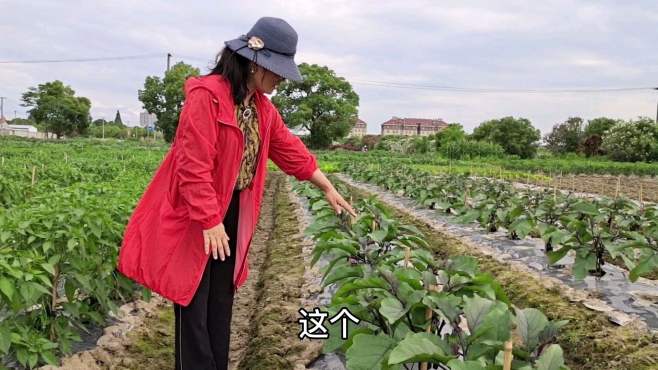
[309,168,357,217]
[324,187,357,217]
[203,223,231,261]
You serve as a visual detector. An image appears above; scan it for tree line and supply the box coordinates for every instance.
[15,61,658,163]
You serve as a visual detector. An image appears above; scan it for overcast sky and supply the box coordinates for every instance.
[2,0,658,134]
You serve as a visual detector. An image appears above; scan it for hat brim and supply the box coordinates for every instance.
[224,39,303,82]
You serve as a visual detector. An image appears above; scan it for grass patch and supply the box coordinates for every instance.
[120,306,175,370]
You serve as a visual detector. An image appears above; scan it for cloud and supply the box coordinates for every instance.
[2,0,657,134]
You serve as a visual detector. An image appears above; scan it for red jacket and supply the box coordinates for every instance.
[117,74,318,306]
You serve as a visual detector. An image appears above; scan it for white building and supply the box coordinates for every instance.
[0,117,43,138]
[140,112,157,128]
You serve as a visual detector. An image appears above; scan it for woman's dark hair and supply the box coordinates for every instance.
[208,48,251,104]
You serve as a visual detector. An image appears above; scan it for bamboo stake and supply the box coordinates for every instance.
[349,196,356,225]
[503,337,514,370]
[572,175,576,192]
[31,166,36,186]
[639,182,644,208]
[615,176,621,199]
[404,247,411,268]
[420,284,439,370]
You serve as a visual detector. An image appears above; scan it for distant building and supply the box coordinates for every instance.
[349,118,367,137]
[381,117,448,136]
[290,126,310,137]
[140,112,157,129]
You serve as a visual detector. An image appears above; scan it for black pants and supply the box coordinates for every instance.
[174,189,240,370]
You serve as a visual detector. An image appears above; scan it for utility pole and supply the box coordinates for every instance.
[0,97,6,119]
[166,53,172,72]
[655,87,658,123]
[102,120,105,140]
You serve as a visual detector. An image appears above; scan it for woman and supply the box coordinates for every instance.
[117,17,356,370]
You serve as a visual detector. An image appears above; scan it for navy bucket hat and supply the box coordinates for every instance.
[224,17,303,82]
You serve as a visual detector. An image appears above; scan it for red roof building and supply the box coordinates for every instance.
[381,117,448,136]
[349,118,367,137]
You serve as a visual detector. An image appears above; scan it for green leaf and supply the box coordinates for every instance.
[380,297,406,324]
[42,240,54,253]
[515,308,548,351]
[0,278,14,300]
[629,254,658,282]
[388,332,451,365]
[41,350,59,365]
[449,255,479,276]
[16,348,28,366]
[572,202,598,216]
[67,238,77,251]
[423,293,461,322]
[0,326,11,354]
[446,359,487,370]
[463,295,494,334]
[345,334,398,370]
[536,344,565,370]
[547,246,571,265]
[41,262,56,276]
[323,265,363,287]
[371,229,389,243]
[573,253,596,280]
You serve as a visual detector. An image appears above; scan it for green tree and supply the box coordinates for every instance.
[544,117,584,155]
[579,117,618,156]
[91,118,110,126]
[138,62,200,142]
[434,123,466,149]
[21,80,91,138]
[585,117,617,137]
[601,117,658,162]
[114,110,123,126]
[471,116,540,158]
[272,63,359,148]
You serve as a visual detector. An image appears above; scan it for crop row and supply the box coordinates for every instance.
[294,181,568,370]
[340,162,658,283]
[0,138,163,368]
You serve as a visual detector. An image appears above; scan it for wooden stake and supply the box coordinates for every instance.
[503,338,514,370]
[570,175,574,192]
[420,284,439,370]
[31,166,36,186]
[639,182,644,208]
[404,247,411,268]
[615,176,621,199]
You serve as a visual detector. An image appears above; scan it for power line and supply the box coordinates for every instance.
[0,53,164,64]
[352,79,658,94]
[1,53,657,95]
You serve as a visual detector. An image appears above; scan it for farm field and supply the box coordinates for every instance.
[1,137,658,369]
[317,151,658,202]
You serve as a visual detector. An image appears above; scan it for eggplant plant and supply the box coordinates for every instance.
[295,181,568,370]
[340,160,658,282]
